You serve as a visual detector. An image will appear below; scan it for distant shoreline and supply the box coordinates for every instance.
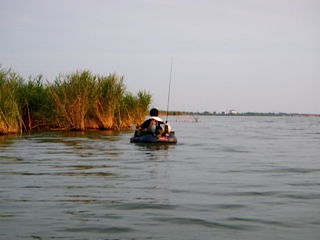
[159,111,320,117]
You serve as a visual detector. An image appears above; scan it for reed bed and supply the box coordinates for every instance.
[48,70,96,131]
[91,73,126,130]
[0,66,152,135]
[19,74,53,131]
[0,71,21,134]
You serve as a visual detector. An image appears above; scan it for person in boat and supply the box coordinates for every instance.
[138,108,165,137]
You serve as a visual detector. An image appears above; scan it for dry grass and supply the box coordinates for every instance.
[0,66,152,134]
[0,68,23,134]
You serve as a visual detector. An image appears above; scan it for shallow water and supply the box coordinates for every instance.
[1,116,320,240]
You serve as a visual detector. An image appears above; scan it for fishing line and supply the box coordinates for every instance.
[166,57,173,123]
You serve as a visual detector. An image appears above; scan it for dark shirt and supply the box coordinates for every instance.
[140,118,164,130]
[140,119,152,130]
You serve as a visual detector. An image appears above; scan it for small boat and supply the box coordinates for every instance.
[130,130,177,144]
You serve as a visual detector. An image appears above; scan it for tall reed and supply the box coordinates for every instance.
[91,74,126,130]
[19,75,52,131]
[0,68,24,134]
[91,76,152,130]
[117,90,152,128]
[0,65,152,134]
[48,70,96,131]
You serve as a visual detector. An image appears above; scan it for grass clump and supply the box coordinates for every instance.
[19,74,53,131]
[48,70,96,131]
[0,66,152,135]
[117,90,152,129]
[91,73,126,130]
[0,68,24,134]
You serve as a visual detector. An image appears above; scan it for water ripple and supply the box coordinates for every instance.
[152,217,254,230]
[1,117,319,240]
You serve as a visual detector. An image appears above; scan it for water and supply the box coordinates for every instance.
[1,116,319,240]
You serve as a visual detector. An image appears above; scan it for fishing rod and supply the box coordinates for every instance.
[166,57,173,123]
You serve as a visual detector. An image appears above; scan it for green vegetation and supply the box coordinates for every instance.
[0,66,152,135]
[0,68,23,134]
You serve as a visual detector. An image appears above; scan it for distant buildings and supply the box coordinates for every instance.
[229,109,238,115]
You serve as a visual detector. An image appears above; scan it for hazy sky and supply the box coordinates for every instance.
[1,0,319,113]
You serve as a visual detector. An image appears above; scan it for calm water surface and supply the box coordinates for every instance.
[1,116,319,240]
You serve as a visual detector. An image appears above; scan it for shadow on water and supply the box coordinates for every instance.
[0,134,22,146]
[131,143,176,162]
[134,143,173,151]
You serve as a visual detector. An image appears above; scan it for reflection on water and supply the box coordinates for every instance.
[0,117,320,240]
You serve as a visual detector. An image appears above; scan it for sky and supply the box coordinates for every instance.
[1,0,320,114]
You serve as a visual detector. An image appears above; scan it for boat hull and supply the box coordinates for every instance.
[130,132,177,144]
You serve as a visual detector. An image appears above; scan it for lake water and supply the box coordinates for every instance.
[1,116,319,240]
